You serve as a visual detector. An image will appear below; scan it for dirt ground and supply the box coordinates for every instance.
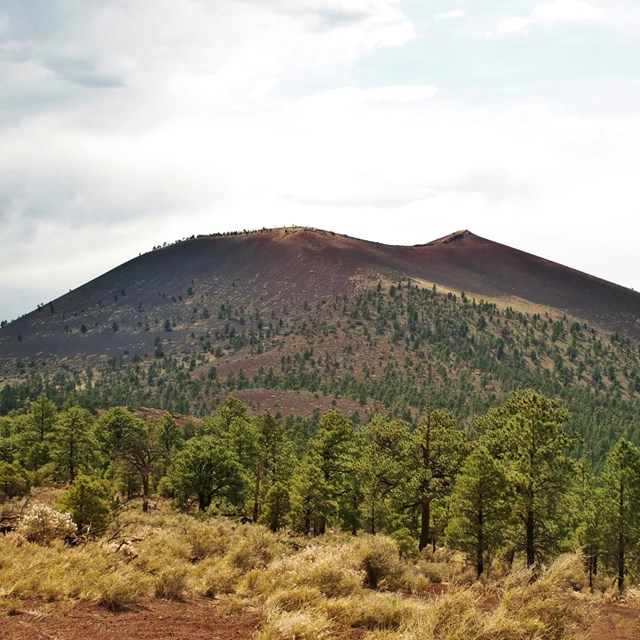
[2,597,263,640]
[2,597,639,640]
[588,603,640,640]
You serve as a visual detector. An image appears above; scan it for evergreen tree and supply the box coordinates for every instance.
[95,408,165,512]
[308,410,355,533]
[600,438,640,592]
[568,460,601,589]
[478,389,576,565]
[409,409,467,551]
[52,402,96,482]
[356,415,412,535]
[262,481,291,532]
[290,452,335,535]
[169,435,245,512]
[445,444,511,577]
[58,474,112,531]
[24,394,57,471]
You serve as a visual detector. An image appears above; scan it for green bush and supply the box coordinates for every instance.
[58,475,113,532]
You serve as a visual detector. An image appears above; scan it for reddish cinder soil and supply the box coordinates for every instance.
[3,596,638,639]
[588,603,640,640]
[2,598,263,640]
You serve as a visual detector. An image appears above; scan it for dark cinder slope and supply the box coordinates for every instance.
[1,227,639,363]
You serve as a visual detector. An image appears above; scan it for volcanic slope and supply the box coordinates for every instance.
[2,227,640,459]
[3,227,639,358]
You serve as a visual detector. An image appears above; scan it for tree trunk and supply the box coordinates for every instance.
[304,510,311,536]
[252,461,262,522]
[419,409,432,552]
[142,473,149,513]
[419,495,430,551]
[618,480,625,592]
[477,506,484,578]
[526,509,535,566]
[618,530,625,592]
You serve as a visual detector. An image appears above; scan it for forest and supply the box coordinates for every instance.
[2,388,639,593]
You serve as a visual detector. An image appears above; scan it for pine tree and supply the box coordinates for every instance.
[52,402,96,482]
[308,410,355,533]
[409,409,467,551]
[356,415,412,535]
[478,389,576,565]
[24,394,57,471]
[169,435,245,512]
[290,452,335,535]
[600,438,640,592]
[445,444,511,577]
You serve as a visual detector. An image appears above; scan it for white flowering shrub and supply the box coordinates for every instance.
[15,504,76,544]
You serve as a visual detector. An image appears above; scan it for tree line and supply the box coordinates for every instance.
[1,390,640,590]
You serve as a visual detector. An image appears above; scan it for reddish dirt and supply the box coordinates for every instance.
[226,388,371,417]
[2,598,263,640]
[3,595,637,640]
[588,603,640,640]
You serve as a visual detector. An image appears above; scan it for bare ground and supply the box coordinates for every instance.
[2,597,263,640]
[588,603,640,640]
[3,596,639,640]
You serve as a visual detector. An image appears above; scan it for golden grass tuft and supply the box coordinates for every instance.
[257,609,333,640]
[154,564,190,600]
[194,557,243,597]
[91,565,152,610]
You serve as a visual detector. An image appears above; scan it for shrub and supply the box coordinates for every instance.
[185,518,236,560]
[0,462,31,501]
[323,592,422,630]
[225,525,285,571]
[351,535,403,589]
[58,475,112,532]
[15,504,75,544]
[155,564,189,600]
[90,565,151,610]
[195,557,242,597]
[257,610,332,640]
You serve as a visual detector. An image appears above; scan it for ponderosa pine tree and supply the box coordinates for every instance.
[251,412,295,523]
[262,481,291,532]
[569,460,602,589]
[24,394,57,471]
[478,389,575,566]
[52,401,95,482]
[290,451,335,535]
[445,444,511,577]
[409,408,467,551]
[169,435,245,512]
[600,438,640,592]
[308,410,355,533]
[356,415,412,535]
[95,407,166,512]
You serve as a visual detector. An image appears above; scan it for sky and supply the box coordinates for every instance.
[1,0,639,322]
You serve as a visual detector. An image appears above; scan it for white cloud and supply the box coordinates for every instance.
[498,0,605,35]
[497,17,536,34]
[435,10,466,20]
[1,0,639,322]
[532,0,606,22]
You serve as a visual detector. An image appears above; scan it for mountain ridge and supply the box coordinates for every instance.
[2,226,639,360]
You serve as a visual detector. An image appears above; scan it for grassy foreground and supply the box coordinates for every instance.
[0,499,598,640]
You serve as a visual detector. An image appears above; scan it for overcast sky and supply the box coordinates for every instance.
[1,0,639,322]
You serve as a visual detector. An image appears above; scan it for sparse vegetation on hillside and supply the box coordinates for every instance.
[3,282,640,464]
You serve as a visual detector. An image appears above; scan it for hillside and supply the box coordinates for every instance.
[2,227,640,460]
[3,228,640,360]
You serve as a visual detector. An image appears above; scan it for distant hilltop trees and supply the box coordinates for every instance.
[150,225,314,252]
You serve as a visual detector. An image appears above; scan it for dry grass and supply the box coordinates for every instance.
[0,499,595,639]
